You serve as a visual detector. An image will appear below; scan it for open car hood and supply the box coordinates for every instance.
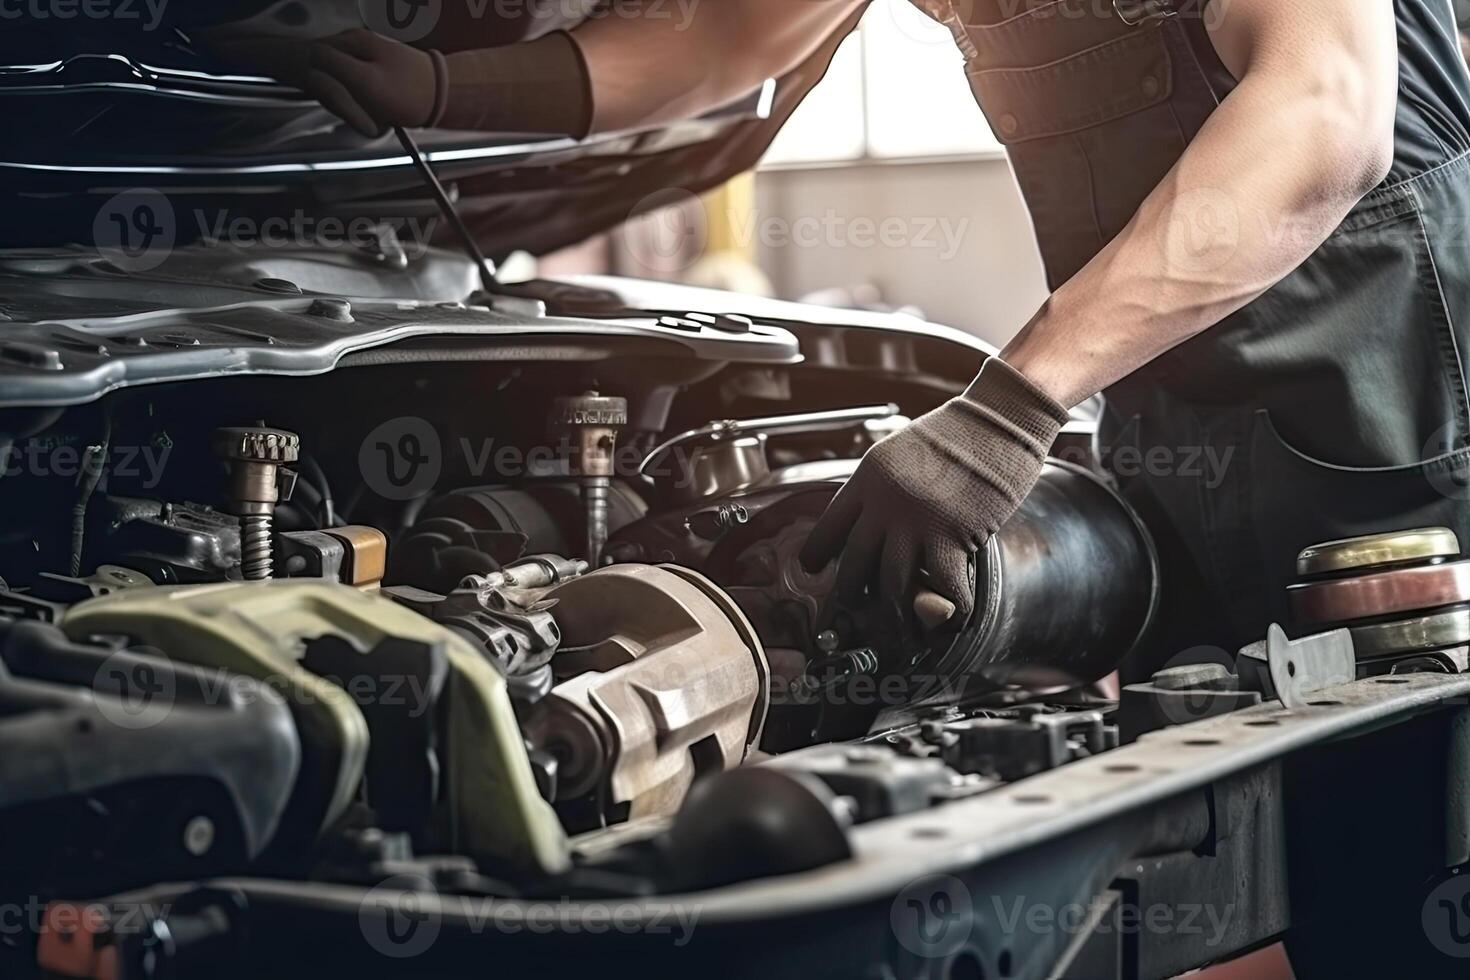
[0,2,861,257]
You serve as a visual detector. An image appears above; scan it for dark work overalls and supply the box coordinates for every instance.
[915,0,1470,671]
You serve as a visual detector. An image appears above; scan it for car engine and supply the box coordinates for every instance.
[0,311,1164,971]
[3,7,1469,974]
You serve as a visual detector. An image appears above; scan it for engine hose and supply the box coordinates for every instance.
[69,414,111,577]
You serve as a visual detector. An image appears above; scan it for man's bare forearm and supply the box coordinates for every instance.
[573,0,867,134]
[1002,0,1398,408]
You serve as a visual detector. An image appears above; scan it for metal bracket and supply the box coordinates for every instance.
[1265,624,1357,708]
[638,405,901,482]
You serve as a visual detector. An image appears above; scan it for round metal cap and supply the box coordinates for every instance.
[1349,606,1470,660]
[1295,527,1460,578]
[551,392,628,429]
[211,426,300,463]
[1288,559,1470,626]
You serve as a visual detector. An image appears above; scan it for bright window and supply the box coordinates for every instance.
[762,0,1001,166]
[760,29,867,165]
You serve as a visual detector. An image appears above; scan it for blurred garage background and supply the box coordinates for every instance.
[533,0,1470,358]
[533,0,1045,349]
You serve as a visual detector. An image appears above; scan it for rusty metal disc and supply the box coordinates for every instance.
[1295,527,1460,579]
[1288,560,1470,626]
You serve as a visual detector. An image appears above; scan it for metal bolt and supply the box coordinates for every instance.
[183,816,215,857]
[306,298,354,322]
[253,277,302,295]
[551,392,627,567]
[213,426,300,580]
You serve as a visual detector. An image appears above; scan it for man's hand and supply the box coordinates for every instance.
[206,29,592,139]
[209,29,439,137]
[799,358,1069,627]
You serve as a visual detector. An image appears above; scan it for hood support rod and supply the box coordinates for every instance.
[394,126,505,296]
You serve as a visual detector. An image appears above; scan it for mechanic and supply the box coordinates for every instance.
[215,0,1470,671]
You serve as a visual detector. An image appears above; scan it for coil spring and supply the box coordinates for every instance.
[240,514,274,580]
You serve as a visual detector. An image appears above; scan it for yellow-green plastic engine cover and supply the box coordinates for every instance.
[63,580,568,874]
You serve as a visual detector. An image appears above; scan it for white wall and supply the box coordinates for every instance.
[754,156,1048,349]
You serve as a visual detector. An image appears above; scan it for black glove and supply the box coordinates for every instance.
[207,29,592,139]
[799,358,1069,627]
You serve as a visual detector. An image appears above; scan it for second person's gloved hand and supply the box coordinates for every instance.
[207,29,592,139]
[799,357,1070,630]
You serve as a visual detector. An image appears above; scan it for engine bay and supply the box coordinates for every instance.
[0,327,1166,961]
[2,264,1469,979]
[5,10,1470,973]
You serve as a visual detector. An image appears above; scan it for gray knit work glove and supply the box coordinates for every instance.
[800,358,1069,627]
[207,29,592,139]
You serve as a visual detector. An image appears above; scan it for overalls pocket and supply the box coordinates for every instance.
[1218,183,1470,467]
[1247,411,1470,632]
[964,27,1174,143]
[1119,169,1470,644]
[950,0,1142,70]
[959,17,1189,285]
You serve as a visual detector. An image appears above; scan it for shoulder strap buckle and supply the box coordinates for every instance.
[1113,0,1177,25]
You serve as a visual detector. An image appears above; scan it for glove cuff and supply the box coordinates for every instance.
[440,32,592,138]
[959,357,1070,456]
[426,49,450,129]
